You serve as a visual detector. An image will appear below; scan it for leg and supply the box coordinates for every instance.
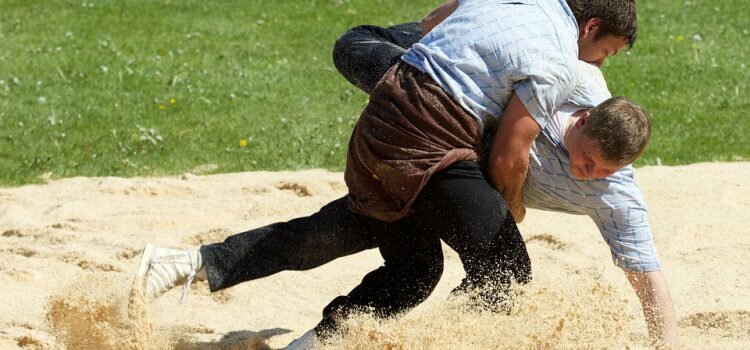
[315,216,444,336]
[332,22,424,94]
[312,161,530,336]
[201,196,380,291]
[411,161,532,311]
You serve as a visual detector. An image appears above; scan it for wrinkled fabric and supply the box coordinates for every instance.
[568,60,612,108]
[345,62,482,222]
[402,0,579,133]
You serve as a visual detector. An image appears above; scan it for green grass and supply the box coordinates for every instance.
[606,0,750,165]
[0,0,748,186]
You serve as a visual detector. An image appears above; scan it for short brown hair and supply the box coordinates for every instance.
[566,0,638,49]
[584,96,650,165]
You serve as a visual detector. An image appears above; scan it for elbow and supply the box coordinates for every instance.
[420,17,437,35]
[487,155,525,189]
[421,0,459,35]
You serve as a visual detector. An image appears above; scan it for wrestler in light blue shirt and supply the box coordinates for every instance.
[402,0,579,134]
[524,104,660,272]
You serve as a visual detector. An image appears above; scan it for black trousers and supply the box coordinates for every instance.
[201,162,531,335]
[332,22,424,94]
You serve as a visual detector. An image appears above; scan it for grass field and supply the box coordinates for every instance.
[1,0,748,186]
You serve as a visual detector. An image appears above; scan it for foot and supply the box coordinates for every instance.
[135,243,206,302]
[285,329,320,350]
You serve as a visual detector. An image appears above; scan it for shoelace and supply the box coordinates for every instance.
[179,250,197,304]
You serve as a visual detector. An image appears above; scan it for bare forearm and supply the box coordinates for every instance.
[625,271,680,349]
[487,93,540,223]
[488,157,528,221]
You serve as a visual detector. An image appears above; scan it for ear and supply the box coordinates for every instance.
[575,110,590,128]
[581,18,602,39]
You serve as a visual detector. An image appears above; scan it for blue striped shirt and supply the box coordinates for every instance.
[401,0,659,271]
[524,107,661,272]
[402,0,579,133]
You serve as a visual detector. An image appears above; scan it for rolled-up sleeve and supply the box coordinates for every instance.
[513,59,577,130]
[593,207,661,272]
[588,182,661,272]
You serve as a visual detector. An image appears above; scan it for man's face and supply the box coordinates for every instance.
[566,112,624,180]
[568,135,621,180]
[577,19,629,67]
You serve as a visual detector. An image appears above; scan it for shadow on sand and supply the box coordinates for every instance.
[174,328,291,350]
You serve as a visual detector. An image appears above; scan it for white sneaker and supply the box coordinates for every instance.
[285,329,320,350]
[135,243,206,302]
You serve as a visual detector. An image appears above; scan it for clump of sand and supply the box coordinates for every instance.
[324,276,637,349]
[44,274,641,349]
[46,274,170,350]
[46,274,269,350]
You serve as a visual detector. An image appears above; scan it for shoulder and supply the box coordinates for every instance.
[513,58,577,126]
[514,57,577,90]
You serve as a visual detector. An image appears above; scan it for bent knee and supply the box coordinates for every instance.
[405,255,445,292]
[332,25,376,63]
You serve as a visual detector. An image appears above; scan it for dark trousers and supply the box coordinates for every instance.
[201,162,531,335]
[332,22,424,94]
[200,197,379,291]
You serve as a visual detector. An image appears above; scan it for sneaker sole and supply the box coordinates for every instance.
[135,243,156,287]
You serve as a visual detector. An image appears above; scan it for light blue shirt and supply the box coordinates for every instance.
[401,0,659,271]
[402,0,580,134]
[524,108,660,272]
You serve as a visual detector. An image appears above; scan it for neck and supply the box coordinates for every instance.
[563,116,579,150]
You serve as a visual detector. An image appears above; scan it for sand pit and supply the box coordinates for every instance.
[1,163,748,349]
